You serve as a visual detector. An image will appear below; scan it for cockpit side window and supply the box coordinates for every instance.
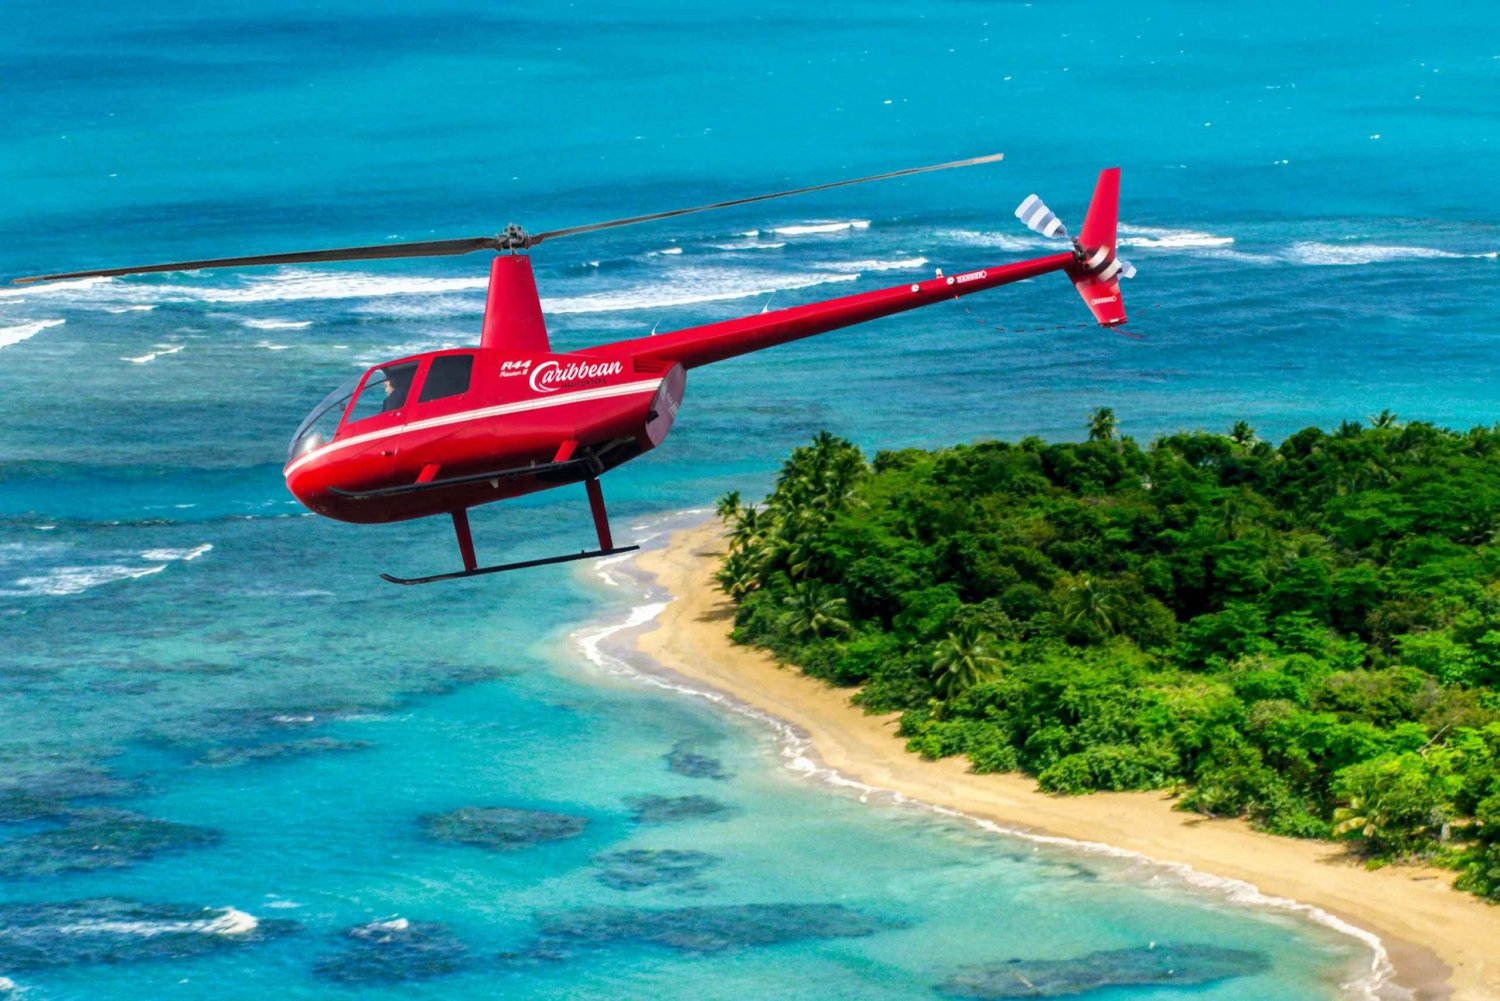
[347,361,420,424]
[418,354,474,403]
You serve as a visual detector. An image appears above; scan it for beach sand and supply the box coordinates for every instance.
[630,518,1500,1001]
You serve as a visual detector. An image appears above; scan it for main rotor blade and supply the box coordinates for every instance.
[528,151,1005,246]
[15,151,1004,285]
[12,235,501,285]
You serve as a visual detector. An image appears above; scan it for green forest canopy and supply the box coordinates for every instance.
[715,412,1500,902]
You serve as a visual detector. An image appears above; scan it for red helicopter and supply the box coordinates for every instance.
[16,154,1135,584]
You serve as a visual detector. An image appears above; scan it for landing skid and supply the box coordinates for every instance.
[380,476,633,586]
[380,545,639,586]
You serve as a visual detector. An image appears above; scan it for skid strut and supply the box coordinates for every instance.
[380,477,638,585]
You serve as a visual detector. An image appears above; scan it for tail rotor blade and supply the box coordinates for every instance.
[1014,195,1068,239]
[1116,257,1137,280]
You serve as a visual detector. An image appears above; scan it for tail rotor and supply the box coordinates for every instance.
[1013,168,1135,328]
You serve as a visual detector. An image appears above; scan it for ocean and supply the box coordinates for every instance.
[1,0,1496,996]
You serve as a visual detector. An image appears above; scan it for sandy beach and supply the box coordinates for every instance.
[628,518,1500,1001]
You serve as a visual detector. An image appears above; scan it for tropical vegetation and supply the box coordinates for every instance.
[715,415,1500,901]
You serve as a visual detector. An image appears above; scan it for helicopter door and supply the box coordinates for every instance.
[338,360,421,478]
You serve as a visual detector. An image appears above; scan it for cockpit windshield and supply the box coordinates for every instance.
[345,361,419,424]
[287,374,361,462]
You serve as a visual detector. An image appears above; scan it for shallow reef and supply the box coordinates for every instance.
[623,794,734,825]
[664,740,731,781]
[419,806,588,850]
[0,810,220,878]
[194,737,371,768]
[0,899,297,969]
[939,943,1273,998]
[0,767,136,823]
[530,903,899,955]
[313,918,467,983]
[591,848,718,891]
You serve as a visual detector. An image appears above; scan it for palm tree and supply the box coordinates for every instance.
[1228,420,1258,447]
[1087,407,1118,442]
[714,549,763,602]
[1369,409,1400,430]
[777,582,850,639]
[728,506,769,553]
[931,625,1003,699]
[1059,575,1124,636]
[714,490,742,523]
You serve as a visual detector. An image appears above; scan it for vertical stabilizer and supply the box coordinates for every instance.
[1068,167,1128,327]
[1078,167,1120,253]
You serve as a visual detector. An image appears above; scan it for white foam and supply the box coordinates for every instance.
[570,538,1395,1001]
[104,304,156,313]
[139,543,212,562]
[0,276,109,300]
[368,917,410,932]
[770,219,871,236]
[0,318,64,349]
[6,564,166,596]
[813,256,927,273]
[4,543,208,596]
[539,269,858,315]
[242,318,312,330]
[710,240,788,251]
[4,269,489,308]
[199,908,259,936]
[53,906,257,938]
[652,246,684,256]
[1117,225,1235,249]
[123,344,183,364]
[937,229,1042,252]
[1286,242,1495,266]
[254,340,292,351]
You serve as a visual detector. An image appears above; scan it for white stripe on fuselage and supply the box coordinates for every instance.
[284,377,663,478]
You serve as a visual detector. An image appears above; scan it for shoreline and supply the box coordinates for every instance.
[612,516,1500,1001]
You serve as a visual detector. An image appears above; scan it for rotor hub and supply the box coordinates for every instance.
[497,223,533,253]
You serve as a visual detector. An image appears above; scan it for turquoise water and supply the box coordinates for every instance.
[2,0,1497,996]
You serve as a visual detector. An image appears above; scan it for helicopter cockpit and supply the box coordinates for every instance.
[286,361,419,461]
[286,354,480,463]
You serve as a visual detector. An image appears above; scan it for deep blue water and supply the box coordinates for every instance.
[1,1,1496,997]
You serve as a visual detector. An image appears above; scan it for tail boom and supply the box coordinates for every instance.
[610,251,1075,370]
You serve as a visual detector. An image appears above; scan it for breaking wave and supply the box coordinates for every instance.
[0,319,64,349]
[710,240,788,251]
[1,543,211,597]
[53,906,258,938]
[1117,225,1235,249]
[122,344,184,364]
[813,256,927,273]
[241,318,312,330]
[0,270,489,309]
[1286,242,1499,266]
[139,544,212,562]
[935,230,1042,252]
[539,269,858,315]
[769,219,870,236]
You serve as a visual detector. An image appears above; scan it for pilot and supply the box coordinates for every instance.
[381,367,413,413]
